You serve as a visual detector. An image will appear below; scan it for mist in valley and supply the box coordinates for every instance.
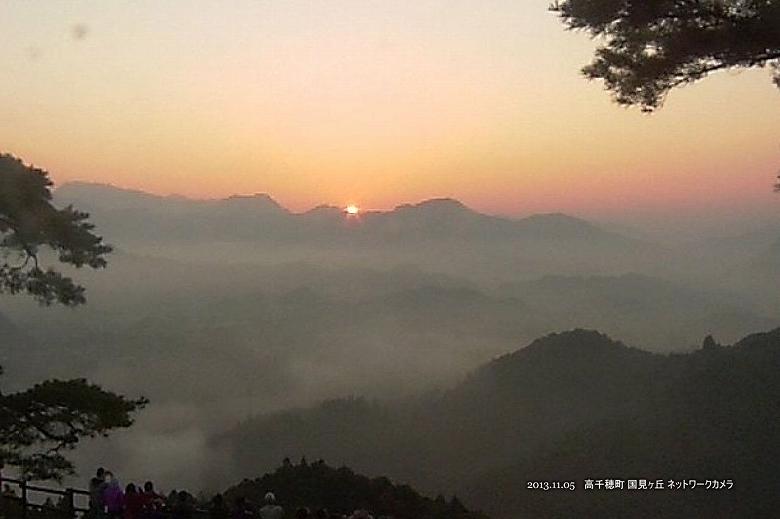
[1,182,777,500]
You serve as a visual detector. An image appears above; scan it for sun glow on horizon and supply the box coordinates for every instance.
[1,2,778,220]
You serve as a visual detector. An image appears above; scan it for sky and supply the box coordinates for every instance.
[1,0,779,226]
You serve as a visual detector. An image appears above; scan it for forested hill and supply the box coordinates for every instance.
[224,459,488,519]
[218,328,780,518]
[463,328,780,517]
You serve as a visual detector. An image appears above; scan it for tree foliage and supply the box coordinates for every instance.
[0,368,147,480]
[552,0,780,111]
[1,153,144,481]
[0,153,112,306]
[225,459,488,519]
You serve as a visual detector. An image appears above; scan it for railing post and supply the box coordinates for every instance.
[66,489,75,519]
[0,466,5,519]
[20,480,27,519]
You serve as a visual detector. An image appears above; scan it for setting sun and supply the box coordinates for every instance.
[345,204,360,215]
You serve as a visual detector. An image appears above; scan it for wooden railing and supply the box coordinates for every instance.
[0,474,211,519]
[0,475,91,519]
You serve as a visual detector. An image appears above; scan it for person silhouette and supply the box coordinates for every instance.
[231,496,253,519]
[102,472,125,519]
[258,493,283,519]
[89,468,107,517]
[209,494,229,519]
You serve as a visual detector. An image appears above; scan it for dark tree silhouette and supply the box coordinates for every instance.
[0,153,112,306]
[552,0,780,111]
[225,459,489,519]
[0,369,147,480]
[0,153,145,480]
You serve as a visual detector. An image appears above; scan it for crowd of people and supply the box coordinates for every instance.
[86,468,380,519]
[87,468,174,519]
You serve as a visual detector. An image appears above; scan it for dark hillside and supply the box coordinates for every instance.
[224,459,489,519]
[219,329,780,518]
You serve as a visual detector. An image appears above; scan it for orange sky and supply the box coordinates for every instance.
[1,1,779,221]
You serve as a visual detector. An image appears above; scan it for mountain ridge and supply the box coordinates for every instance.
[52,182,636,255]
[53,181,597,228]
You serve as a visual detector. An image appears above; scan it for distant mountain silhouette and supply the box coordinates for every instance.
[55,182,192,211]
[218,328,780,518]
[394,197,472,214]
[52,183,646,279]
[222,193,288,212]
[53,183,622,243]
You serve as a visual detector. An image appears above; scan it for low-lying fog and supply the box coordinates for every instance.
[1,183,777,493]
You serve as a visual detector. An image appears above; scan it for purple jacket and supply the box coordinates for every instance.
[103,482,125,513]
